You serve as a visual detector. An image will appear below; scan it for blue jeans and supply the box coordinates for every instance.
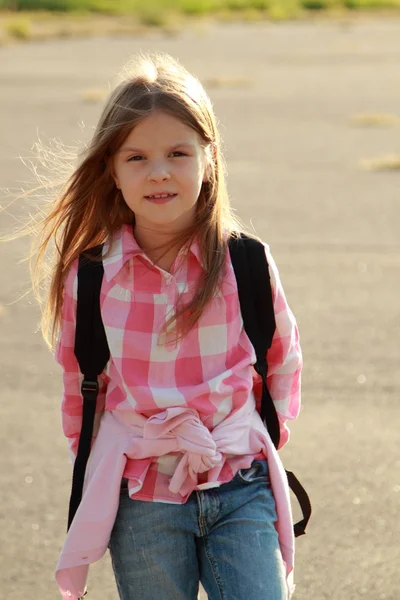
[108,459,287,600]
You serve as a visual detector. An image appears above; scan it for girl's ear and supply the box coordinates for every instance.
[106,154,120,188]
[111,172,120,189]
[210,141,218,162]
[203,142,217,182]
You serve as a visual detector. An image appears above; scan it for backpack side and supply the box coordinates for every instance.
[228,233,311,536]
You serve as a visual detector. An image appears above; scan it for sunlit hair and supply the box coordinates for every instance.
[21,52,245,348]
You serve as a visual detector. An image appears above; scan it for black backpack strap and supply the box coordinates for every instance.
[67,244,110,530]
[286,471,312,537]
[228,233,280,448]
[228,232,312,537]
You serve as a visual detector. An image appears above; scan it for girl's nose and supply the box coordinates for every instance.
[147,163,171,182]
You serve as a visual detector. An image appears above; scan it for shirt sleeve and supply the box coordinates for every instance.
[263,244,303,449]
[54,259,109,458]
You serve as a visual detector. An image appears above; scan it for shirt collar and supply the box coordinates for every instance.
[102,224,142,282]
[102,224,204,282]
[187,237,202,267]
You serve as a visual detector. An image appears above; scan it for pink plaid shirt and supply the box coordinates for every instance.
[56,224,301,503]
[54,224,302,599]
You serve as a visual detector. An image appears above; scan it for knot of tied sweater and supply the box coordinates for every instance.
[143,407,224,495]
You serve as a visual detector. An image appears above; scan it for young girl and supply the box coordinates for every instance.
[33,53,302,600]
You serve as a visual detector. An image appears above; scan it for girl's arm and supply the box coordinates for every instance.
[54,259,108,458]
[264,245,303,449]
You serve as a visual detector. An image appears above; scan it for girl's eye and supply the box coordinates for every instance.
[127,151,187,162]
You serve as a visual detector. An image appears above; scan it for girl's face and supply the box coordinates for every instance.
[112,110,209,235]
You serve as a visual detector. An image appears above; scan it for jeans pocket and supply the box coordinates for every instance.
[236,460,269,485]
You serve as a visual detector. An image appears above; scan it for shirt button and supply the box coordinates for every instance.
[66,591,72,597]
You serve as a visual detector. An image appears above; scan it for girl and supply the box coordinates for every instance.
[33,53,303,600]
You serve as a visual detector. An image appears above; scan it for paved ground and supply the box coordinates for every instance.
[0,18,399,600]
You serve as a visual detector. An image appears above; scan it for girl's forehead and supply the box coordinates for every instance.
[123,111,202,148]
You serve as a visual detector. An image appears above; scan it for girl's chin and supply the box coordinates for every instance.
[144,194,177,205]
[135,213,196,232]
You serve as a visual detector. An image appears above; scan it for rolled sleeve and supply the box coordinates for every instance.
[264,245,302,449]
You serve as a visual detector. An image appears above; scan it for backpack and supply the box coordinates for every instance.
[68,233,311,536]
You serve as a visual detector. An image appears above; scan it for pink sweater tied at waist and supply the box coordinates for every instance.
[56,401,295,600]
[119,401,262,496]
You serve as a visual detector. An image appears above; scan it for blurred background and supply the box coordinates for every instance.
[0,2,399,599]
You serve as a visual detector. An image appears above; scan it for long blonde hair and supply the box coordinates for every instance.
[24,53,244,348]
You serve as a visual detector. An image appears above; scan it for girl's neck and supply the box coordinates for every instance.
[133,225,186,273]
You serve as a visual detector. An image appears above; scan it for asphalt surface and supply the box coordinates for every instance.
[0,18,399,599]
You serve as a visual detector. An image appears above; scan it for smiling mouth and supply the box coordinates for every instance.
[145,193,177,199]
[144,193,177,203]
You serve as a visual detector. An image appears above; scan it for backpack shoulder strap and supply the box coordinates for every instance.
[228,233,276,350]
[74,244,110,377]
[228,232,280,448]
[68,244,110,530]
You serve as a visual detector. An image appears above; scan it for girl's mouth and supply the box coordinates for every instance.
[145,193,177,204]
